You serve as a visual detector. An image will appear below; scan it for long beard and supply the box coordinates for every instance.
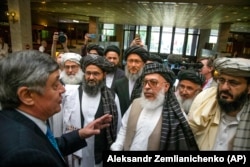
[216,87,248,113]
[176,92,195,114]
[60,70,84,85]
[125,65,143,81]
[140,88,165,110]
[82,77,105,96]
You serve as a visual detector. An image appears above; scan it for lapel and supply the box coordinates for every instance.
[1,109,66,163]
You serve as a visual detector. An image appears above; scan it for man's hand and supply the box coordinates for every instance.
[53,32,59,44]
[78,114,112,139]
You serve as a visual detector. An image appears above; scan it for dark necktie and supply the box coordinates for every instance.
[46,126,62,157]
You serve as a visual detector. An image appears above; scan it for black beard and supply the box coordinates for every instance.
[216,87,248,114]
[82,78,105,96]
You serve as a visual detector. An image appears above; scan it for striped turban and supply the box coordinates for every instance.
[142,62,176,87]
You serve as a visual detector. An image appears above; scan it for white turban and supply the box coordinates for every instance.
[214,57,250,77]
[61,52,82,65]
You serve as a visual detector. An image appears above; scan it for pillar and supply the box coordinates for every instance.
[217,23,232,53]
[8,0,32,52]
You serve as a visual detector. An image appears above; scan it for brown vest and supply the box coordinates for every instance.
[123,98,162,150]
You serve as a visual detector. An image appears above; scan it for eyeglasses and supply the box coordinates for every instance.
[64,65,79,70]
[217,78,241,87]
[142,79,167,88]
[127,59,142,64]
[85,71,103,77]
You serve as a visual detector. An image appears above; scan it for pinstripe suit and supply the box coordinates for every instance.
[0,109,87,167]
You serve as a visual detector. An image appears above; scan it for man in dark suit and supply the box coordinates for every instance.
[113,46,149,116]
[0,50,112,167]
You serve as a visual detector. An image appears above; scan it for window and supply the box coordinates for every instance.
[160,27,172,54]
[102,24,115,36]
[209,29,218,43]
[149,26,160,52]
[173,28,185,54]
[186,29,200,56]
[123,25,136,49]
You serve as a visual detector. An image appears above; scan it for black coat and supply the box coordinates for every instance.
[0,109,87,167]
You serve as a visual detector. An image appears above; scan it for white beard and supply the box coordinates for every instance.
[140,88,165,111]
[60,69,84,85]
[175,92,195,114]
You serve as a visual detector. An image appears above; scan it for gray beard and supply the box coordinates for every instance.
[125,65,143,82]
[60,70,84,85]
[176,92,195,114]
[82,77,105,96]
[140,88,165,110]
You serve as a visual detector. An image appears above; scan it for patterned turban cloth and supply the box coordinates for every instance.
[81,54,114,73]
[142,62,176,87]
[124,46,149,63]
[141,62,199,150]
[177,70,206,86]
[214,57,250,77]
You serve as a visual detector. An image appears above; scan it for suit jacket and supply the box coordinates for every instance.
[110,67,125,89]
[0,109,87,167]
[113,77,131,116]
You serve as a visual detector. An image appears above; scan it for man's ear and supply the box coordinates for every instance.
[164,82,170,93]
[17,87,34,106]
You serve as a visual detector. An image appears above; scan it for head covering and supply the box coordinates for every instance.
[178,70,205,86]
[87,44,104,56]
[124,46,149,63]
[140,62,199,150]
[81,54,114,72]
[142,62,176,87]
[61,52,81,65]
[104,45,120,56]
[214,57,250,77]
[148,54,163,63]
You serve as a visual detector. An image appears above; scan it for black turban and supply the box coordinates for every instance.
[81,54,114,72]
[124,46,149,63]
[104,45,120,56]
[148,54,163,63]
[177,70,205,86]
[87,44,104,56]
[142,62,176,87]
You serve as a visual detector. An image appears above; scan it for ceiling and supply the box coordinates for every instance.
[2,0,250,32]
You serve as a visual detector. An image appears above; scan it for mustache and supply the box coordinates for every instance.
[219,90,233,98]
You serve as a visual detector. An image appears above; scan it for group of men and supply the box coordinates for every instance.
[1,37,250,167]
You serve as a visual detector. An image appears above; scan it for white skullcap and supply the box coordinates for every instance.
[61,52,82,65]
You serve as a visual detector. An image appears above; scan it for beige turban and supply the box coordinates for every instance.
[61,52,82,65]
[214,57,250,77]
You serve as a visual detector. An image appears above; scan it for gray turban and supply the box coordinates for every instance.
[142,62,176,87]
[81,54,114,72]
[124,46,149,63]
[214,57,250,77]
[178,70,206,86]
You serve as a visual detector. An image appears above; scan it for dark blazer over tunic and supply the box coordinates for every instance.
[113,77,131,116]
[0,109,87,167]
